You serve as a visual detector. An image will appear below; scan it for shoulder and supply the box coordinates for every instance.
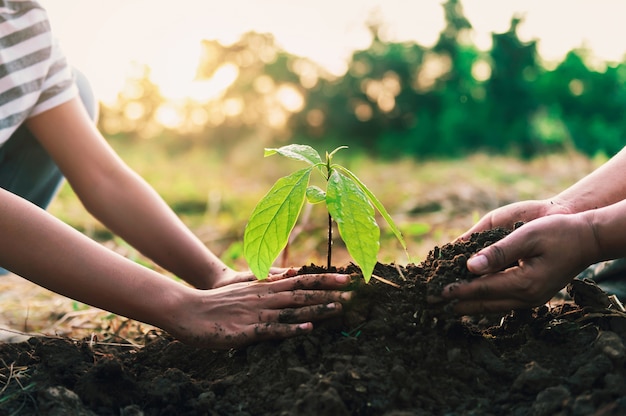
[0,1,53,56]
[0,1,76,143]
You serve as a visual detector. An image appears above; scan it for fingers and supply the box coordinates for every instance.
[442,266,536,301]
[249,322,314,343]
[264,290,352,311]
[465,226,534,276]
[265,267,299,281]
[194,273,352,349]
[248,302,342,343]
[192,322,315,349]
[437,264,551,314]
[436,277,539,314]
[221,302,344,349]
[245,273,352,322]
[265,272,352,291]
[257,301,343,324]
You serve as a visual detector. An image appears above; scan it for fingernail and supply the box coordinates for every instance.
[340,292,353,301]
[467,254,488,273]
[335,274,349,284]
[326,302,337,309]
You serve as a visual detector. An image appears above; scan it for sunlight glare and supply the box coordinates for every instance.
[189,63,240,103]
[42,0,626,106]
[155,104,182,129]
[123,102,145,121]
[224,98,244,117]
[471,60,491,82]
[276,85,304,112]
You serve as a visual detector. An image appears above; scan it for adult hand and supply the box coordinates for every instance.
[458,199,571,241]
[439,213,600,314]
[164,272,352,349]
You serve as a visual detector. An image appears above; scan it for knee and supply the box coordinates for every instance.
[73,68,99,123]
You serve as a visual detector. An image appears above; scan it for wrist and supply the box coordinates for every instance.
[196,259,232,289]
[579,204,626,265]
[153,284,196,337]
[578,210,605,267]
[544,197,576,216]
[174,254,230,289]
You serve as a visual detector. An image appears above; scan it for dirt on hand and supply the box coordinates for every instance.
[2,228,626,415]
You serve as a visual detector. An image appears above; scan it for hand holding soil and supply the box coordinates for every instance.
[457,198,572,240]
[440,213,601,314]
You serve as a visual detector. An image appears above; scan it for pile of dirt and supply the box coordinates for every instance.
[1,228,626,415]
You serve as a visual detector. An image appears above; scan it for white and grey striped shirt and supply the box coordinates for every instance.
[0,0,76,146]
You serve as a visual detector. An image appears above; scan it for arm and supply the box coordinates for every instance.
[459,146,626,239]
[551,146,626,213]
[0,186,350,348]
[0,186,184,324]
[26,98,232,289]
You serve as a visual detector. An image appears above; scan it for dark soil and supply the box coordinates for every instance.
[2,228,626,416]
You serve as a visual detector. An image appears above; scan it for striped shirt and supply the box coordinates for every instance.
[0,0,76,146]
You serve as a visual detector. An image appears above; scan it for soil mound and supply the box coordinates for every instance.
[2,228,626,415]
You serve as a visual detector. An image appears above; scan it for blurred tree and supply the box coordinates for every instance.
[290,0,487,159]
[485,16,541,157]
[536,49,626,156]
[97,0,626,159]
[194,32,314,147]
[290,20,428,154]
[427,0,485,157]
[98,63,164,139]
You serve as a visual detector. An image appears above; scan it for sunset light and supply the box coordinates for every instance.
[42,0,626,107]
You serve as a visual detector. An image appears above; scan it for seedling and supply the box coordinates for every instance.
[243,144,407,282]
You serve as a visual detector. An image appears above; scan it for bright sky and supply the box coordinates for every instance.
[41,0,626,104]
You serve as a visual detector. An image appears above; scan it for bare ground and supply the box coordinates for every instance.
[1,228,625,415]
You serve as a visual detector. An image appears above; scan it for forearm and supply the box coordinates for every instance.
[0,189,188,330]
[24,99,226,289]
[581,199,626,263]
[553,146,626,213]
[75,165,227,288]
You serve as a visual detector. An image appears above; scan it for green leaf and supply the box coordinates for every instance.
[328,145,348,160]
[306,185,326,204]
[335,165,408,254]
[244,167,312,279]
[264,144,323,166]
[326,170,380,282]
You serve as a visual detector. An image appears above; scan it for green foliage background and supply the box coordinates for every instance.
[98,0,626,160]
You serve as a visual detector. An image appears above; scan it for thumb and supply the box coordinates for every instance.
[467,240,517,275]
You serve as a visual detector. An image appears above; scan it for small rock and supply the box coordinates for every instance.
[292,387,349,416]
[512,361,555,394]
[571,393,595,416]
[37,386,96,416]
[531,385,570,416]
[569,354,613,391]
[594,331,625,364]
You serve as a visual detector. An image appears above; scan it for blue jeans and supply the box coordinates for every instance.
[0,69,98,274]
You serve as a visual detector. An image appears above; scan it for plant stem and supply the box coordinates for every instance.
[327,213,332,270]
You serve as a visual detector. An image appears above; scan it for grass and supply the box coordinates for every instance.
[49,137,603,268]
